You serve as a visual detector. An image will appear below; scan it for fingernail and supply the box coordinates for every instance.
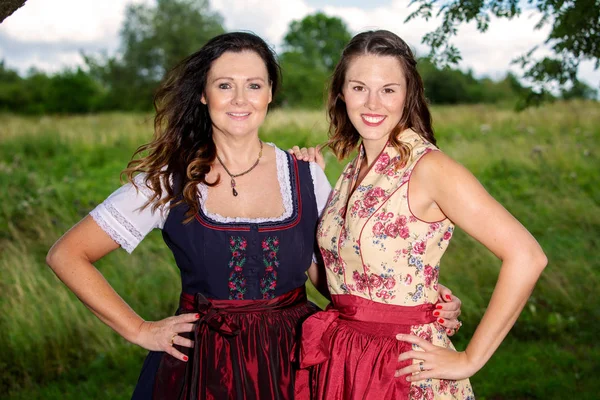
[438,318,445,323]
[445,294,452,300]
[433,311,440,316]
[183,355,188,361]
[396,334,403,340]
[406,377,411,382]
[435,305,443,309]
[195,314,200,318]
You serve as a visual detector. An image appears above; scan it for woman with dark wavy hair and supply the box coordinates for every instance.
[46,31,462,399]
[294,30,546,399]
[46,31,335,399]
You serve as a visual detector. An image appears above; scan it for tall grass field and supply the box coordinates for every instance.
[1,102,598,399]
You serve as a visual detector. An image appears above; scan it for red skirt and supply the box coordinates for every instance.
[152,286,315,400]
[295,295,436,400]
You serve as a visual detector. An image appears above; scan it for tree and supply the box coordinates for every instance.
[84,0,225,110]
[407,0,600,95]
[0,0,27,23]
[278,12,352,108]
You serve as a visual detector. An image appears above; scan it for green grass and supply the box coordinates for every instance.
[1,101,598,398]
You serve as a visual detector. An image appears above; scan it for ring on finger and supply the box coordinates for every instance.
[170,333,177,346]
[419,361,425,372]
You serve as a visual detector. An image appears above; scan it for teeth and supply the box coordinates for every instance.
[363,115,385,123]
[228,112,250,117]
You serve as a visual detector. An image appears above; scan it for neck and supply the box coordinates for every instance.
[361,136,389,167]
[213,133,262,168]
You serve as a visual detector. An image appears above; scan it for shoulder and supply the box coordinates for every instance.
[411,149,478,195]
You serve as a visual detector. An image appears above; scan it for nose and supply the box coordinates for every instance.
[232,86,247,106]
[365,91,380,110]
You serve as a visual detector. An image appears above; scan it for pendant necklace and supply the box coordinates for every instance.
[216,141,263,197]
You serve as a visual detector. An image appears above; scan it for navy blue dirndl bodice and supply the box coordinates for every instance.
[161,153,318,300]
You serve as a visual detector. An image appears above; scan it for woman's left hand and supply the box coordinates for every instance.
[288,145,326,170]
[435,285,463,336]
[394,334,477,382]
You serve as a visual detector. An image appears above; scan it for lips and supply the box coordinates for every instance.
[361,114,386,127]
[226,112,251,120]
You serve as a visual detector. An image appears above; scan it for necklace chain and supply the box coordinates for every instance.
[216,141,263,197]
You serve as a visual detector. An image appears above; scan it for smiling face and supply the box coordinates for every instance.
[341,54,407,149]
[201,51,272,139]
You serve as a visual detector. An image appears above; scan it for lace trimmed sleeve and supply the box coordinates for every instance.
[89,174,170,253]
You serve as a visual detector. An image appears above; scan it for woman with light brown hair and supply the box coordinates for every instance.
[295,30,547,399]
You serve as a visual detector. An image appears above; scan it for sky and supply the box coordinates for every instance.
[0,0,598,89]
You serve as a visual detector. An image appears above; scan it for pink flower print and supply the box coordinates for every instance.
[399,226,410,239]
[379,211,394,221]
[423,265,438,288]
[383,276,396,289]
[412,240,426,255]
[234,266,243,272]
[228,282,236,289]
[429,222,440,231]
[404,274,412,285]
[424,387,434,400]
[273,239,279,246]
[409,216,417,223]
[369,274,383,288]
[351,200,360,213]
[352,271,368,292]
[439,379,450,393]
[229,238,235,246]
[374,152,390,173]
[443,231,452,240]
[338,207,346,218]
[396,215,407,226]
[367,187,386,198]
[265,265,273,272]
[373,222,385,236]
[385,223,399,238]
[418,327,433,342]
[239,242,247,250]
[363,195,378,208]
[262,241,269,250]
[409,386,424,400]
[232,251,240,258]
[450,383,459,395]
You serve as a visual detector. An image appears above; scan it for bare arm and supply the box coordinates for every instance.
[397,151,547,380]
[46,215,198,362]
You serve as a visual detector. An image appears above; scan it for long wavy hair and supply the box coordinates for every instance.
[123,32,281,221]
[327,30,436,162]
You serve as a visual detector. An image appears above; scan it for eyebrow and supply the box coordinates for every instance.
[348,79,402,87]
[211,77,267,83]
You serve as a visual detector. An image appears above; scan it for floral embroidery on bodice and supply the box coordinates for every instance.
[317,129,454,305]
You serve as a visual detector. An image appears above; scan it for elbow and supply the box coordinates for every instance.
[46,243,64,271]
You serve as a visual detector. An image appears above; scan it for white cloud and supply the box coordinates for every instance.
[0,0,151,44]
[210,0,315,49]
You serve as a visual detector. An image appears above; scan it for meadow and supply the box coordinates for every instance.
[1,101,598,399]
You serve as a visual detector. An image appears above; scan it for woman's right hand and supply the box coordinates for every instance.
[134,313,200,362]
[288,145,326,170]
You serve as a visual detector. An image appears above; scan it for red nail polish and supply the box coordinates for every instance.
[435,304,443,309]
[433,311,440,316]
[183,356,188,361]
[195,314,200,318]
[445,294,452,300]
[438,318,445,323]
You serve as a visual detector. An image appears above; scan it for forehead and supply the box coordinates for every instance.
[345,54,406,84]
[208,51,269,79]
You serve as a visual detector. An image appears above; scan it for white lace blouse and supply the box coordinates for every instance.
[90,144,332,254]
